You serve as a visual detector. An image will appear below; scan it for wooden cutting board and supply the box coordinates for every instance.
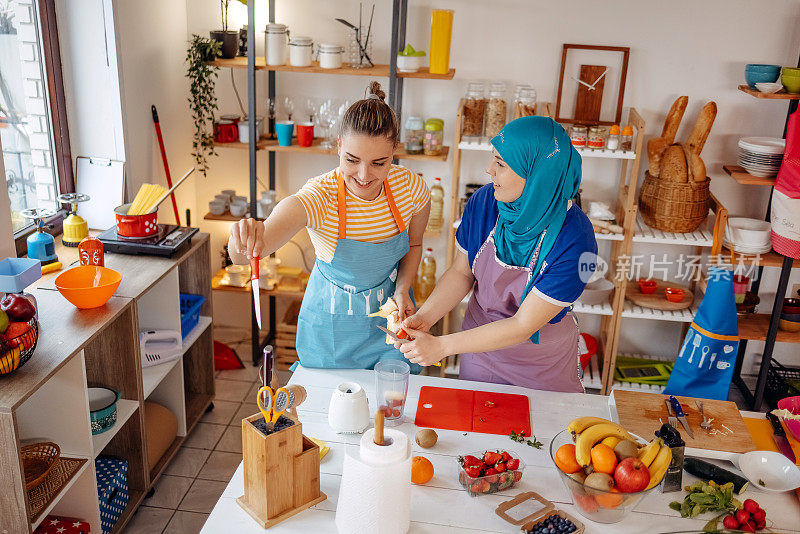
[626,281,694,311]
[611,390,755,454]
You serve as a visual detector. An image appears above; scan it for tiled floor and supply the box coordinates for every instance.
[123,328,291,534]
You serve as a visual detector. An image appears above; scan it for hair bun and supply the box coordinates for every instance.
[368,81,386,101]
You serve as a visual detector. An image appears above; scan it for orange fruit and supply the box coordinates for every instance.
[555,444,582,474]
[590,443,618,474]
[411,456,434,484]
[596,487,623,509]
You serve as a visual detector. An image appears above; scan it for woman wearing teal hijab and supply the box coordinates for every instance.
[398,116,597,392]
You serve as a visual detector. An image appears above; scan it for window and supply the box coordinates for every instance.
[0,0,72,251]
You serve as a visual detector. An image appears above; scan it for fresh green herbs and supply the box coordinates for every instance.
[669,480,742,532]
[509,430,543,449]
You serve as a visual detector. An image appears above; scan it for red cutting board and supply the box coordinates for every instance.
[415,386,532,437]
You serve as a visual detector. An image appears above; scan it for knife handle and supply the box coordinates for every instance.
[250,256,260,281]
[669,396,685,418]
[766,412,786,437]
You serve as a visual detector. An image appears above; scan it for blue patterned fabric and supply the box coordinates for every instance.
[95,457,129,533]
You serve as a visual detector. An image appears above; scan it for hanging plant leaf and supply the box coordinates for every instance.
[186,35,221,177]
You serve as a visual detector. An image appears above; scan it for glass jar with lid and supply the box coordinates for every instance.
[462,82,486,137]
[607,124,620,150]
[264,23,289,66]
[318,43,344,69]
[621,125,634,151]
[288,36,313,67]
[484,82,507,138]
[423,118,444,156]
[513,87,537,120]
[588,126,606,149]
[404,116,424,154]
[570,125,588,147]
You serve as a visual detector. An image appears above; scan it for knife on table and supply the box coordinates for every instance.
[250,256,261,329]
[376,325,442,367]
[766,411,797,463]
[669,395,694,439]
[665,398,678,429]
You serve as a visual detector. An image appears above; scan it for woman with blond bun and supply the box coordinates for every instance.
[229,82,430,370]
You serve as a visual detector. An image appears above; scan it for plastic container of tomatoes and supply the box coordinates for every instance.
[457,450,526,497]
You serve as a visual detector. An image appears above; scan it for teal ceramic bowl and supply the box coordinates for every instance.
[88,387,119,435]
[745,64,781,88]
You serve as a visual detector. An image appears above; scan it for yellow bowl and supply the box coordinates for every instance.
[779,318,800,333]
[55,266,122,309]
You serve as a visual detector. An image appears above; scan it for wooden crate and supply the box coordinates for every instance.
[236,413,326,528]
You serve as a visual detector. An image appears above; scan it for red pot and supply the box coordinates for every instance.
[115,203,158,237]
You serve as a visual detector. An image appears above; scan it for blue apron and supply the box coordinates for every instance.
[296,173,421,371]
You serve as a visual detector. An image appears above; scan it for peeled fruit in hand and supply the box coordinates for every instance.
[613,440,638,462]
[411,456,434,484]
[555,443,582,474]
[415,428,438,448]
[584,472,614,494]
[590,443,618,474]
[0,310,8,333]
[613,457,651,493]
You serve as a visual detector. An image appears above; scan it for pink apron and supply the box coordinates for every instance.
[459,227,584,393]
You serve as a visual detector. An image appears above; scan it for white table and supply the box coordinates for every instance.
[203,367,800,533]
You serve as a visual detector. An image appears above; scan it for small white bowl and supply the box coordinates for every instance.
[396,54,423,73]
[737,450,800,492]
[726,217,772,247]
[208,201,226,215]
[229,202,248,217]
[755,82,783,94]
[577,278,614,306]
[214,194,230,206]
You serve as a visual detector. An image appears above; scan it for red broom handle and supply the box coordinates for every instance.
[152,105,181,225]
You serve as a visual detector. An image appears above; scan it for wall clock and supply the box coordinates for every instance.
[555,44,630,126]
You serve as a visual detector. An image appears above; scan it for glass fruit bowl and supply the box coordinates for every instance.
[550,429,657,523]
[456,450,526,497]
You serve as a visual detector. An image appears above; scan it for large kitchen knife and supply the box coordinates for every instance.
[250,256,261,329]
[669,395,694,439]
[766,411,797,464]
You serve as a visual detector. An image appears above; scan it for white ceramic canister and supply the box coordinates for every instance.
[289,35,313,67]
[318,43,344,69]
[265,23,289,66]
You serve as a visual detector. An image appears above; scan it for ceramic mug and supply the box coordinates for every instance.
[296,122,314,147]
[225,264,248,286]
[276,121,294,147]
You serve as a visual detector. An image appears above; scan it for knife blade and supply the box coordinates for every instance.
[669,395,694,439]
[375,325,441,367]
[250,256,261,329]
[665,398,678,429]
[766,411,797,463]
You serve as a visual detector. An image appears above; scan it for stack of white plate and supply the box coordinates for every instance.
[738,137,785,178]
[724,217,772,254]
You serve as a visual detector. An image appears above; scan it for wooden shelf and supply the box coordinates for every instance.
[738,313,800,343]
[458,137,636,159]
[723,165,777,186]
[721,246,799,268]
[204,211,263,222]
[211,268,307,298]
[182,316,213,354]
[215,136,450,161]
[91,400,139,458]
[738,84,800,100]
[29,457,91,530]
[208,57,455,79]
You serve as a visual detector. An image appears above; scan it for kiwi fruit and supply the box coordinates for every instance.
[415,428,438,448]
[584,472,614,494]
[613,440,639,462]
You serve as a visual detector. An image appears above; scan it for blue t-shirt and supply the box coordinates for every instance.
[455,184,598,323]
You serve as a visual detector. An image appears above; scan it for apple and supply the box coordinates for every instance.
[4,322,32,349]
[613,457,651,493]
[0,294,36,322]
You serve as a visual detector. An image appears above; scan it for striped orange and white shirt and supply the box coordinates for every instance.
[295,165,430,262]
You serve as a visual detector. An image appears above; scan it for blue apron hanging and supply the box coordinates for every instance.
[295,172,421,372]
[664,267,740,400]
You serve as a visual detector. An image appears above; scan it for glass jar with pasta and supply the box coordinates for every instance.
[462,82,486,137]
[484,82,507,138]
[513,87,537,120]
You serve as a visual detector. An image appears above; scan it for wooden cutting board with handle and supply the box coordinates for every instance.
[611,390,755,454]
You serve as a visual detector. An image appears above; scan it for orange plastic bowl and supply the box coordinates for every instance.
[55,266,122,309]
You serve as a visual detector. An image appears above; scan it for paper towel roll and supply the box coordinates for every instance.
[336,428,411,534]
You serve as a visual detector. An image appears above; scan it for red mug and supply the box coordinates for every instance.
[637,279,657,294]
[214,121,239,143]
[296,122,314,147]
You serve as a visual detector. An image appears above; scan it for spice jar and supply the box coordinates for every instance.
[570,125,588,147]
[462,82,486,137]
[621,125,634,151]
[484,82,507,138]
[264,23,289,66]
[607,124,620,151]
[513,87,537,120]
[288,36,313,67]
[404,116,424,154]
[423,118,444,156]
[588,126,606,149]
[318,43,344,69]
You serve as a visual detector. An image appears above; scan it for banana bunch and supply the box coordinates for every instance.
[637,437,672,490]
[568,417,633,468]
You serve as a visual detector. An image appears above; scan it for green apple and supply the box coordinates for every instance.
[0,309,8,334]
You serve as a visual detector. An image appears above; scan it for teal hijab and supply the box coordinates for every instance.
[491,116,582,297]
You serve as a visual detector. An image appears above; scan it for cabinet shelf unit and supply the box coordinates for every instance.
[214,137,449,161]
[220,0,455,366]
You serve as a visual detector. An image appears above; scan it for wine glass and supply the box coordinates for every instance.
[281,96,295,122]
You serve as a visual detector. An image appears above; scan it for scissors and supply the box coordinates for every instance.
[257,385,293,431]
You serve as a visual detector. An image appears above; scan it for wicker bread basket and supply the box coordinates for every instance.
[21,441,60,491]
[638,171,710,233]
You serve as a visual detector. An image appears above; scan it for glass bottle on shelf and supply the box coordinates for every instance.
[403,116,424,154]
[513,87,537,120]
[484,82,507,138]
[426,178,444,233]
[607,124,620,150]
[462,82,486,138]
[417,248,437,303]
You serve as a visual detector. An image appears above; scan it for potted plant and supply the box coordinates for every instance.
[210,0,242,59]
[186,35,221,177]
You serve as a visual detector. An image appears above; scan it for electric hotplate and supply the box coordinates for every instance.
[97,224,199,257]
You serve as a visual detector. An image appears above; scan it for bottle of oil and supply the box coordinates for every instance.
[417,248,437,303]
[426,178,444,233]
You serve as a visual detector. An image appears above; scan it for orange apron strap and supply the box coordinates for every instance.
[336,173,347,240]
[383,178,407,233]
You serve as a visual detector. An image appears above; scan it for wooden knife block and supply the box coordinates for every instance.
[236,413,326,528]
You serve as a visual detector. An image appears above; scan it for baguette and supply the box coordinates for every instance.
[647,137,669,177]
[661,96,688,144]
[660,143,688,183]
[687,101,717,155]
[681,143,695,183]
[691,152,707,183]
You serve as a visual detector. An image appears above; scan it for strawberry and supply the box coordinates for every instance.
[484,468,498,483]
[494,462,506,473]
[743,499,760,514]
[464,465,482,479]
[481,480,492,493]
[506,458,520,470]
[469,482,482,494]
[500,451,512,463]
[483,451,501,465]
[513,471,523,482]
